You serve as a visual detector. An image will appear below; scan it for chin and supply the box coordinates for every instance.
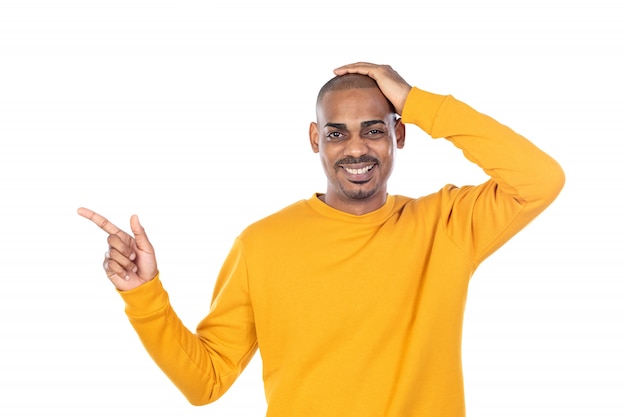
[340,186,378,201]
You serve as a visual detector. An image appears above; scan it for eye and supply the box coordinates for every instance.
[365,129,386,139]
[326,131,345,142]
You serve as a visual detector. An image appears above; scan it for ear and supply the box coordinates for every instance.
[309,122,320,153]
[395,119,406,149]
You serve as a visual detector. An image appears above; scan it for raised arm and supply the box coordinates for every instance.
[401,86,565,263]
[335,62,565,263]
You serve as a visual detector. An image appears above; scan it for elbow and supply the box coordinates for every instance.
[188,397,212,407]
[180,380,225,407]
[517,158,565,208]
[185,391,221,407]
[544,159,566,202]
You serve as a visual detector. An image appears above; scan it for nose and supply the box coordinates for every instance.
[343,136,369,157]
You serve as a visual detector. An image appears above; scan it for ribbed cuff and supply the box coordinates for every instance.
[117,273,170,320]
[400,87,449,136]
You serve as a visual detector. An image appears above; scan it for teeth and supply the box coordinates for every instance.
[345,165,374,175]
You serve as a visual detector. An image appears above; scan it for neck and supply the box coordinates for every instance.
[318,192,387,216]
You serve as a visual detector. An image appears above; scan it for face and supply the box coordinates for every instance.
[309,87,405,215]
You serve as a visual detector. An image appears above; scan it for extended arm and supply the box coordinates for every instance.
[78,209,257,405]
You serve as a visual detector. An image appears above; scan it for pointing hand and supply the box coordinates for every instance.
[78,207,158,291]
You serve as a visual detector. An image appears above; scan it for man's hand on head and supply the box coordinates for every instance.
[334,62,412,115]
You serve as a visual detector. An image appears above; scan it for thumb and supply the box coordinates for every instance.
[130,214,154,254]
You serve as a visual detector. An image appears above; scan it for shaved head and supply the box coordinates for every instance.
[316,73,394,113]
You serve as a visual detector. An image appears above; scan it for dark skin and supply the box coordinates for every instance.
[78,62,413,290]
[77,208,157,291]
[310,86,406,215]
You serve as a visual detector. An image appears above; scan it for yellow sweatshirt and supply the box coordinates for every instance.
[120,88,565,416]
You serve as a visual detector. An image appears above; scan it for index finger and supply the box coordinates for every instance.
[77,207,129,240]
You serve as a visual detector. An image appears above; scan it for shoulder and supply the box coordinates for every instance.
[240,199,312,238]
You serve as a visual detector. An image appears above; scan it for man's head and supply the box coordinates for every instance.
[316,73,394,110]
[309,73,406,215]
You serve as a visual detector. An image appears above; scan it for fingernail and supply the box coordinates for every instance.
[129,252,136,261]
[132,266,138,273]
[125,274,131,281]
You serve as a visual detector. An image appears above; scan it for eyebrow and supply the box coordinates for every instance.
[324,120,386,130]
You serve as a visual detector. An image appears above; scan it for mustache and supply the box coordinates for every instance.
[335,155,380,169]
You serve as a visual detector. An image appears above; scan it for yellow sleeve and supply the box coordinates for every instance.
[402,87,565,265]
[119,237,257,405]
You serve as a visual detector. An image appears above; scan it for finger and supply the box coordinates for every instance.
[333,63,407,86]
[333,63,410,114]
[77,207,129,240]
[107,233,135,258]
[333,62,378,77]
[108,247,138,274]
[103,257,131,281]
[130,215,155,255]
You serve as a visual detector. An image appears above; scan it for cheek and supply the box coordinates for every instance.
[318,148,336,173]
[373,140,395,160]
[319,144,339,163]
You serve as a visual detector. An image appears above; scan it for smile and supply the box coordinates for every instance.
[344,164,375,175]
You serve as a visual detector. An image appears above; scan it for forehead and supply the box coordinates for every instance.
[316,88,395,123]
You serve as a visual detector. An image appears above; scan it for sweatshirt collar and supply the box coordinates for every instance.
[306,193,398,224]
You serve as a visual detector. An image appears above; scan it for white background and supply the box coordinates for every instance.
[1,0,624,415]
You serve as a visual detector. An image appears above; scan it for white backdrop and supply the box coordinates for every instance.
[1,0,624,416]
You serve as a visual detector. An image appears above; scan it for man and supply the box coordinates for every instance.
[78,62,565,416]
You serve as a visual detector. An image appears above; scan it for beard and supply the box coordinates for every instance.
[338,181,376,200]
[333,155,381,200]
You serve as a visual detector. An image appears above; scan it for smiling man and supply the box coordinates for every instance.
[310,73,405,214]
[79,62,565,416]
